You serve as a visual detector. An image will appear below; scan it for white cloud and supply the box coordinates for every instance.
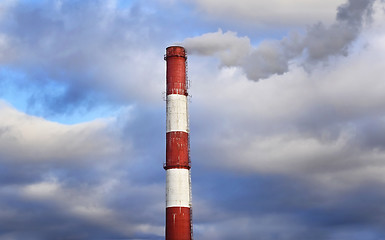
[22,181,60,199]
[188,7,385,190]
[0,101,124,163]
[187,0,346,27]
[18,176,162,236]
[183,0,376,81]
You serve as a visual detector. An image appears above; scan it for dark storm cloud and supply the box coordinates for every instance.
[118,106,166,184]
[191,167,385,240]
[302,185,385,228]
[0,196,127,240]
[354,118,385,150]
[0,160,165,239]
[184,0,377,81]
[0,103,167,239]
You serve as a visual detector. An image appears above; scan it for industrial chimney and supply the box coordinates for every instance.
[164,46,192,240]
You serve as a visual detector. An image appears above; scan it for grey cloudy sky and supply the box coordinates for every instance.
[0,0,385,239]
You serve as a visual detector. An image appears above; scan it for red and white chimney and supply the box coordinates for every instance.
[164,46,192,240]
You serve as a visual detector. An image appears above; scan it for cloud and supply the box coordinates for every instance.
[0,100,121,163]
[0,101,166,239]
[183,0,378,81]
[184,6,385,237]
[1,0,385,239]
[188,15,385,179]
[186,0,346,27]
[0,0,167,116]
[191,169,385,240]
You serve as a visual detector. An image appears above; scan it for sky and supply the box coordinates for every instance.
[0,0,385,239]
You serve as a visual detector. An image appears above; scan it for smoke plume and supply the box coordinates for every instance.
[183,0,376,81]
